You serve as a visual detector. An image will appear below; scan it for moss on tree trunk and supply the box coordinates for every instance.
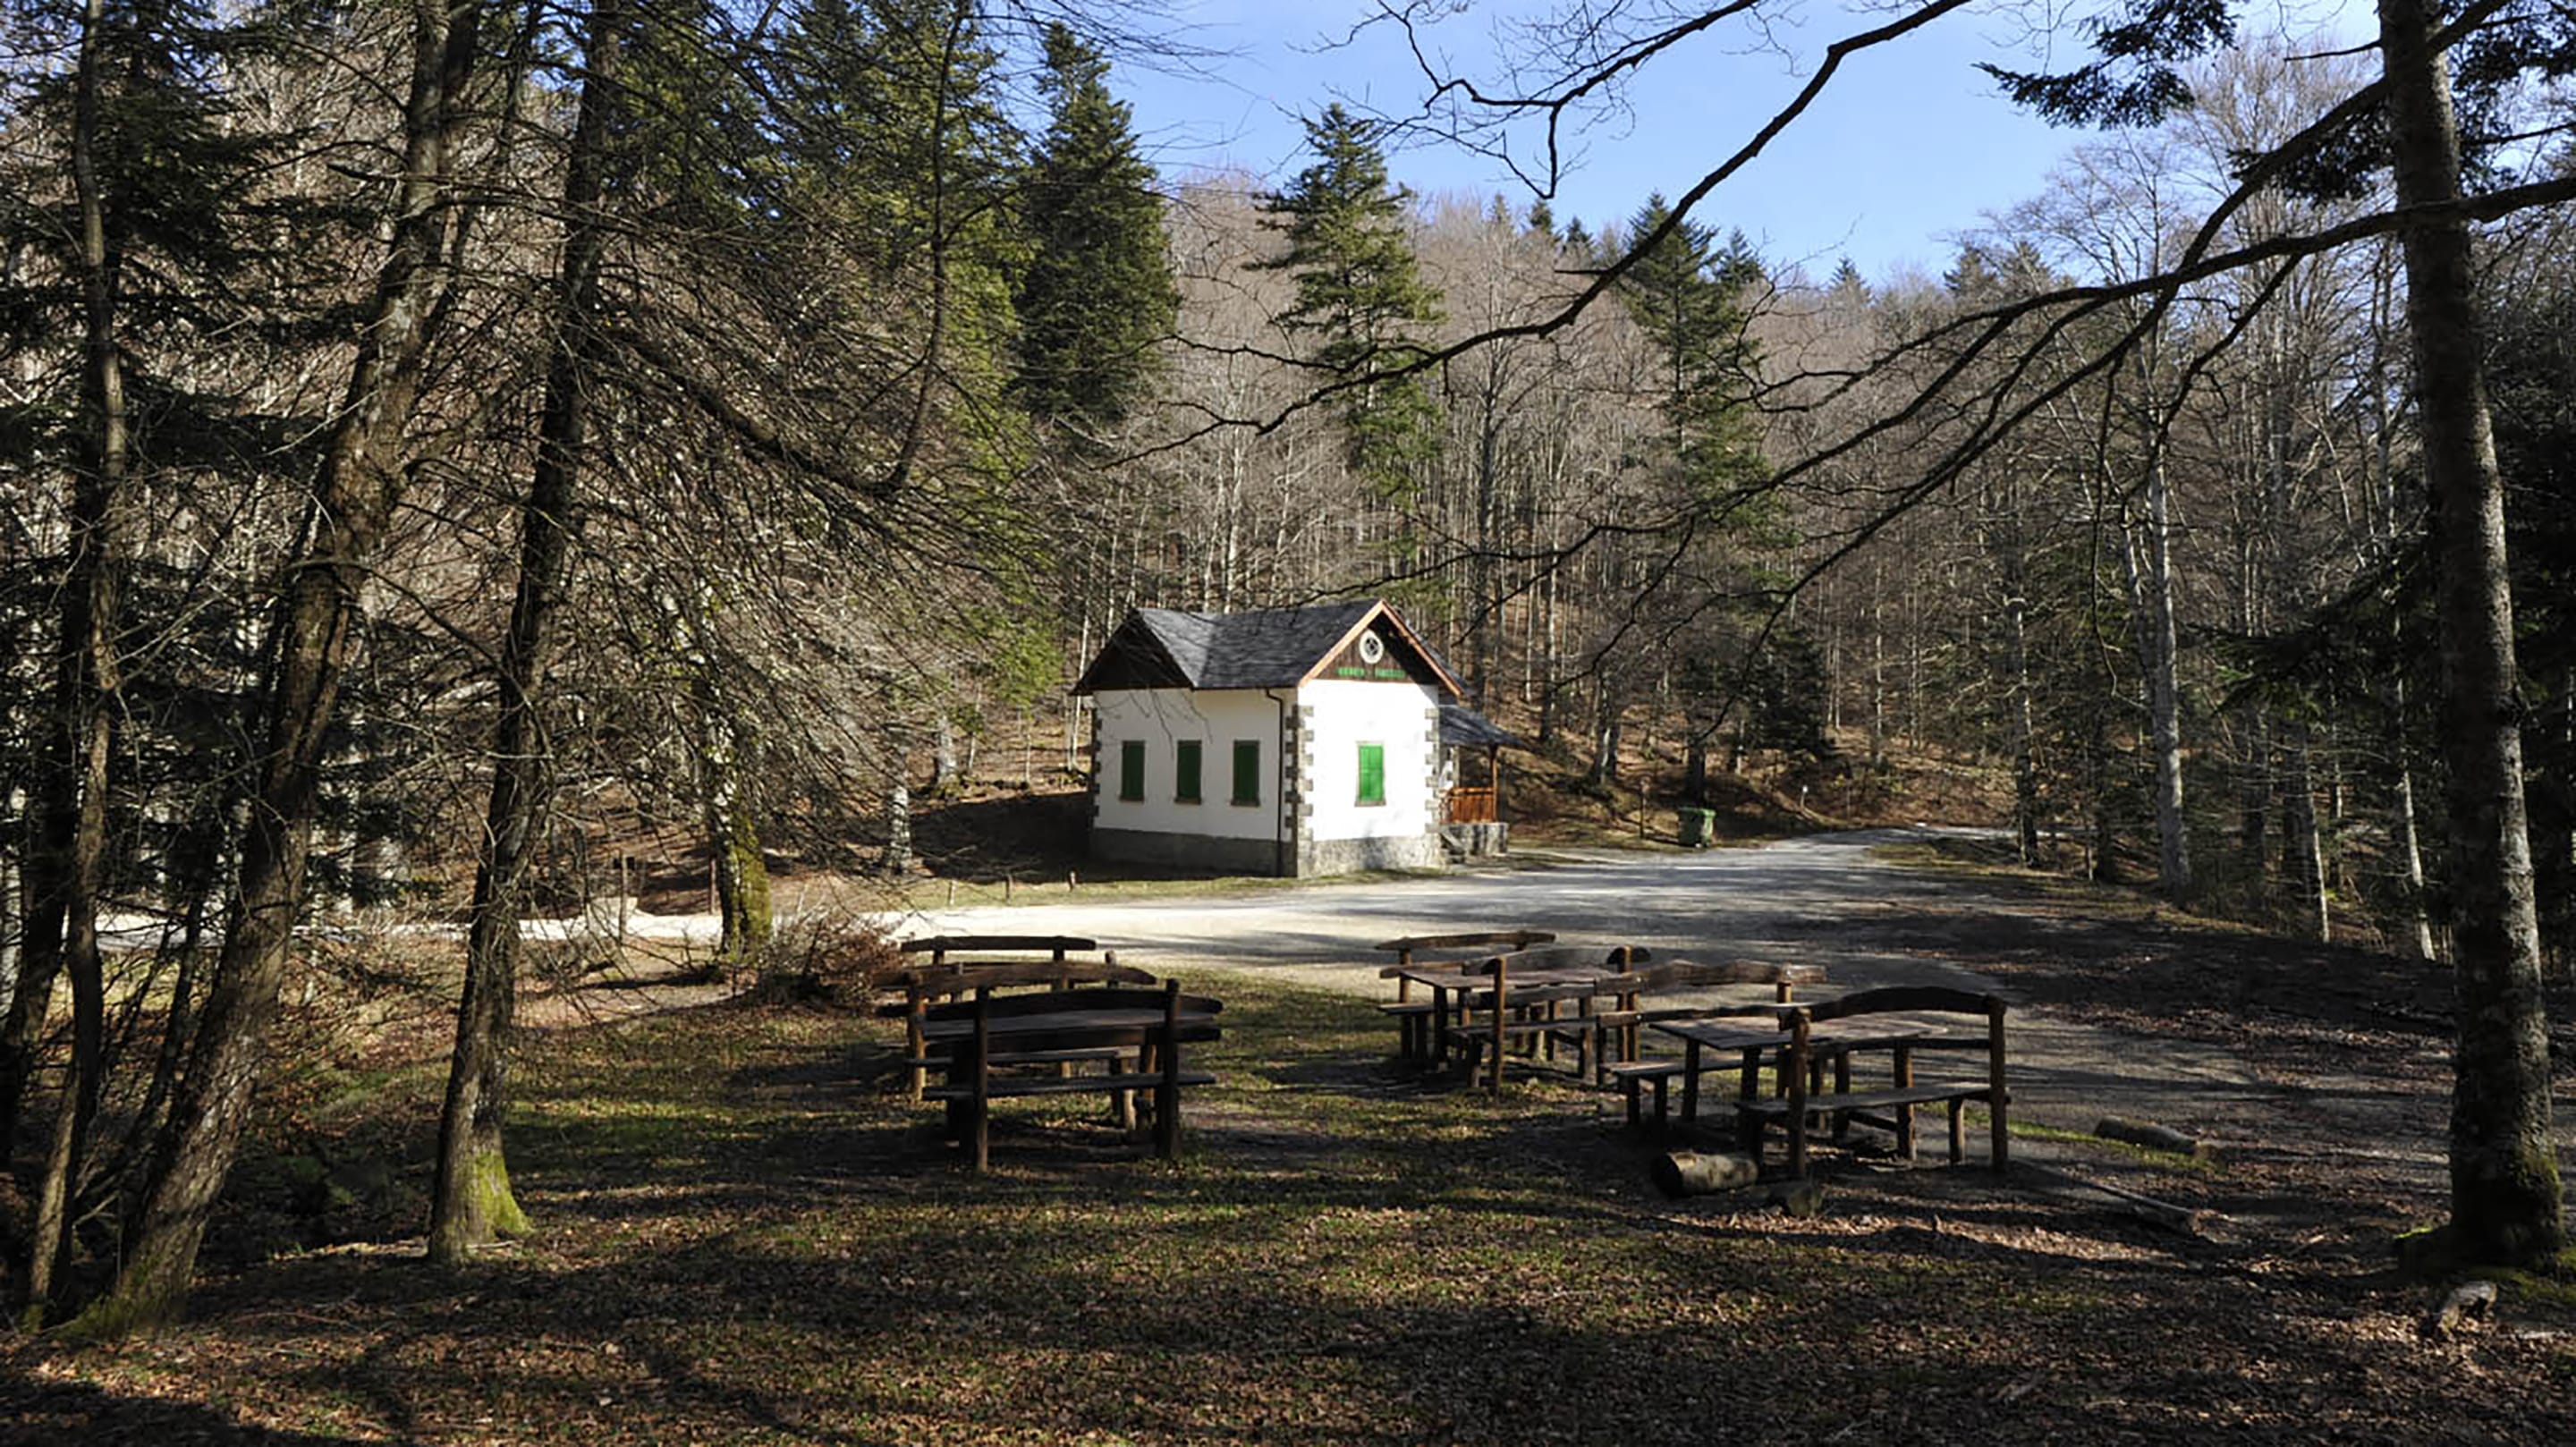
[717,809,771,969]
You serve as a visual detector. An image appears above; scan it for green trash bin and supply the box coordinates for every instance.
[1676,807,1715,848]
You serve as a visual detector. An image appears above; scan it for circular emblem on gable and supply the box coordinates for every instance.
[1358,630,1386,664]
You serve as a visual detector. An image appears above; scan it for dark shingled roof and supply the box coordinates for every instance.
[1072,601,1469,698]
[1137,602,1378,690]
[1439,702,1520,749]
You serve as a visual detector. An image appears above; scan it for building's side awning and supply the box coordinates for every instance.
[1438,702,1521,749]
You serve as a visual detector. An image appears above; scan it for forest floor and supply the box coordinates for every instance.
[8,834,2576,1443]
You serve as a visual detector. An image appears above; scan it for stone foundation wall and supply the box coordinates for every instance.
[1089,827,1289,876]
[1293,834,1445,877]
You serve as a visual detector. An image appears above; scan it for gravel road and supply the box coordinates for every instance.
[897,828,2287,1150]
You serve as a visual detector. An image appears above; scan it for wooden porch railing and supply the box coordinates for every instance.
[1445,786,1498,825]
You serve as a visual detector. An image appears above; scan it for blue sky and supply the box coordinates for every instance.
[1110,0,2366,283]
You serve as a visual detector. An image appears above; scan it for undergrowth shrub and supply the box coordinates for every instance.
[749,910,908,1006]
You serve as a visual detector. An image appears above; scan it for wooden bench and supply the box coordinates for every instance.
[1374,930,1556,1062]
[917,981,1222,1171]
[1606,1059,1694,1129]
[1734,986,2011,1179]
[887,936,1154,1098]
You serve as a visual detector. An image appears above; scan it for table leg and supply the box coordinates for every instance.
[1832,1050,1853,1143]
[1156,1054,1182,1160]
[1784,1019,1811,1180]
[1682,1039,1703,1122]
[1894,1045,1917,1160]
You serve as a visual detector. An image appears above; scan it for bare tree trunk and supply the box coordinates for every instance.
[2006,586,2039,867]
[2283,721,2328,941]
[22,0,128,1313]
[701,700,769,971]
[2240,703,2272,893]
[2140,454,2191,900]
[2386,677,2437,960]
[66,0,483,1339]
[2378,0,2561,1264]
[0,792,19,1028]
[1868,554,1886,769]
[930,714,961,793]
[428,0,622,1269]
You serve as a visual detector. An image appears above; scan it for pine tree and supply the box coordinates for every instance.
[1254,103,1445,499]
[1013,22,1176,449]
[770,0,1024,436]
[1618,194,1763,495]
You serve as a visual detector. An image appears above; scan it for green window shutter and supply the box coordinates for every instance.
[1357,742,1385,806]
[1175,740,1202,803]
[1231,740,1260,805]
[1119,739,1145,801]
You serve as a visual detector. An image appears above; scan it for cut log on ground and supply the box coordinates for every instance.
[2094,1116,2208,1158]
[1652,1150,1758,1197]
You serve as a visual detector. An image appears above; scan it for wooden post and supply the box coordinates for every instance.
[970,987,992,1172]
[1051,942,1073,1079]
[1575,996,1596,1083]
[1487,955,1507,1093]
[904,978,928,1101]
[1156,979,1182,1158]
[1832,1048,1853,1143]
[1682,1038,1702,1122]
[1892,1045,1916,1160]
[1784,1012,1811,1180]
[1987,998,2010,1171]
[1431,981,1450,1068]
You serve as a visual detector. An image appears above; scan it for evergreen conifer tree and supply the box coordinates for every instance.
[1618,193,1763,494]
[1013,22,1176,449]
[1253,103,1444,499]
[771,0,1023,429]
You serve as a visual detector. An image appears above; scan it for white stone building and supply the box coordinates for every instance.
[1073,601,1505,877]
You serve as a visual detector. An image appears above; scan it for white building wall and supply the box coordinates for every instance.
[1296,679,1441,842]
[1090,688,1284,842]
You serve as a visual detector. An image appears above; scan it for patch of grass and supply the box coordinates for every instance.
[2003,1117,2223,1174]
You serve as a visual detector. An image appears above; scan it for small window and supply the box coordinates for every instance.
[1357,742,1386,806]
[1231,740,1261,806]
[1175,740,1203,803]
[1119,739,1145,801]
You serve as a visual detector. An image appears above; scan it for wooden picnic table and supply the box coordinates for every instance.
[919,1003,1222,1058]
[886,935,1152,1098]
[918,985,1223,1171]
[1390,950,1646,1090]
[1648,989,2009,1178]
[1372,931,1556,1061]
[1648,1016,1936,1129]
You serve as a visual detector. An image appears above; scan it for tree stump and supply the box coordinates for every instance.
[2420,1281,2498,1340]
